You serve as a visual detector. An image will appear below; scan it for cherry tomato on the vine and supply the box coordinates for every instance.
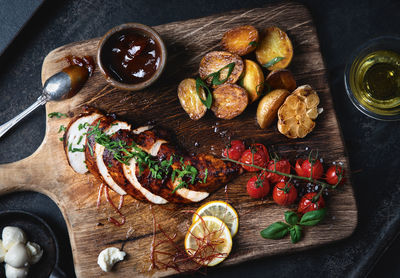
[266,159,291,184]
[240,143,269,172]
[295,158,304,176]
[325,165,345,185]
[251,143,269,160]
[222,140,246,160]
[298,159,324,180]
[246,173,270,199]
[272,182,298,206]
[298,192,325,214]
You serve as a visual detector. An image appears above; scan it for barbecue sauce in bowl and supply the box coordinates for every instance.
[100,29,161,85]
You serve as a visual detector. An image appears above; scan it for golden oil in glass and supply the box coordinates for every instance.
[349,50,400,116]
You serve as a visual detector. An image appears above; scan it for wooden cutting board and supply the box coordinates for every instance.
[0,2,358,277]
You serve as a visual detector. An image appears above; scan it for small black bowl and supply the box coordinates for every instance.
[0,210,66,278]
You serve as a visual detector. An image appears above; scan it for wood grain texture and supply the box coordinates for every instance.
[0,2,358,277]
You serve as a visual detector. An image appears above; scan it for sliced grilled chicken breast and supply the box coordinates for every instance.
[65,110,242,204]
[64,110,102,174]
[85,116,115,181]
[95,120,131,196]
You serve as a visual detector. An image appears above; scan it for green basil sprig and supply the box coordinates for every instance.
[260,208,326,244]
[262,57,285,69]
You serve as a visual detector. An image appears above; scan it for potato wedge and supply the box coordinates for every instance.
[255,27,293,70]
[221,25,259,56]
[199,51,244,88]
[211,84,248,119]
[241,59,264,103]
[277,85,320,138]
[266,69,297,92]
[257,89,289,129]
[178,78,207,120]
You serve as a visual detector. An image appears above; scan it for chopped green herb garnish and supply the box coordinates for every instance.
[48,112,68,118]
[262,57,285,69]
[85,122,202,194]
[59,137,64,141]
[88,143,93,156]
[76,135,83,145]
[78,122,89,131]
[203,168,208,183]
[58,125,66,133]
[71,147,85,153]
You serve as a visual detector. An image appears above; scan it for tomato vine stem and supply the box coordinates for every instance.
[222,157,343,202]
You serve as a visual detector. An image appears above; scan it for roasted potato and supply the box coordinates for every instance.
[257,89,289,129]
[211,84,248,119]
[266,69,296,92]
[221,25,259,56]
[199,51,244,88]
[178,78,207,120]
[241,59,264,103]
[277,85,320,138]
[255,27,293,70]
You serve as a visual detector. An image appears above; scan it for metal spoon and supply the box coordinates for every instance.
[0,65,89,138]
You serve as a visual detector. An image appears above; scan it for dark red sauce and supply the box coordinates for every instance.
[100,29,161,84]
[65,55,95,76]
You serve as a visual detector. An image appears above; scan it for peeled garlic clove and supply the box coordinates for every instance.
[26,242,43,265]
[2,227,27,251]
[4,264,29,278]
[306,107,318,119]
[305,93,320,108]
[5,243,30,268]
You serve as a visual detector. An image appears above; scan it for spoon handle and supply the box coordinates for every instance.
[0,94,48,138]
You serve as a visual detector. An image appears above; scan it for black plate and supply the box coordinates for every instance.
[0,210,58,278]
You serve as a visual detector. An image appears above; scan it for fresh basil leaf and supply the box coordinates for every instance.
[284,211,298,226]
[195,77,212,109]
[299,208,327,226]
[262,57,285,69]
[289,225,302,243]
[260,221,289,239]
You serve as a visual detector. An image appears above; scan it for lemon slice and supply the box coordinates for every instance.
[185,216,232,267]
[192,201,239,237]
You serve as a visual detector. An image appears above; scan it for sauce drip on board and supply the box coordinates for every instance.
[65,55,95,76]
[100,29,161,84]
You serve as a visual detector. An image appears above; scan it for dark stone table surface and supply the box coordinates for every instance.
[0,0,399,277]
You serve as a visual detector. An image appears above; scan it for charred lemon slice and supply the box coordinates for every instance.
[277,85,320,138]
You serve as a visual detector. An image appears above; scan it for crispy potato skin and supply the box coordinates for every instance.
[221,25,259,56]
[266,69,297,92]
[199,51,244,88]
[257,89,289,129]
[211,84,248,119]
[241,59,264,103]
[255,27,293,70]
[178,78,207,120]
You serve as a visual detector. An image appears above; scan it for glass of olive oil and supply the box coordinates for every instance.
[345,36,400,120]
